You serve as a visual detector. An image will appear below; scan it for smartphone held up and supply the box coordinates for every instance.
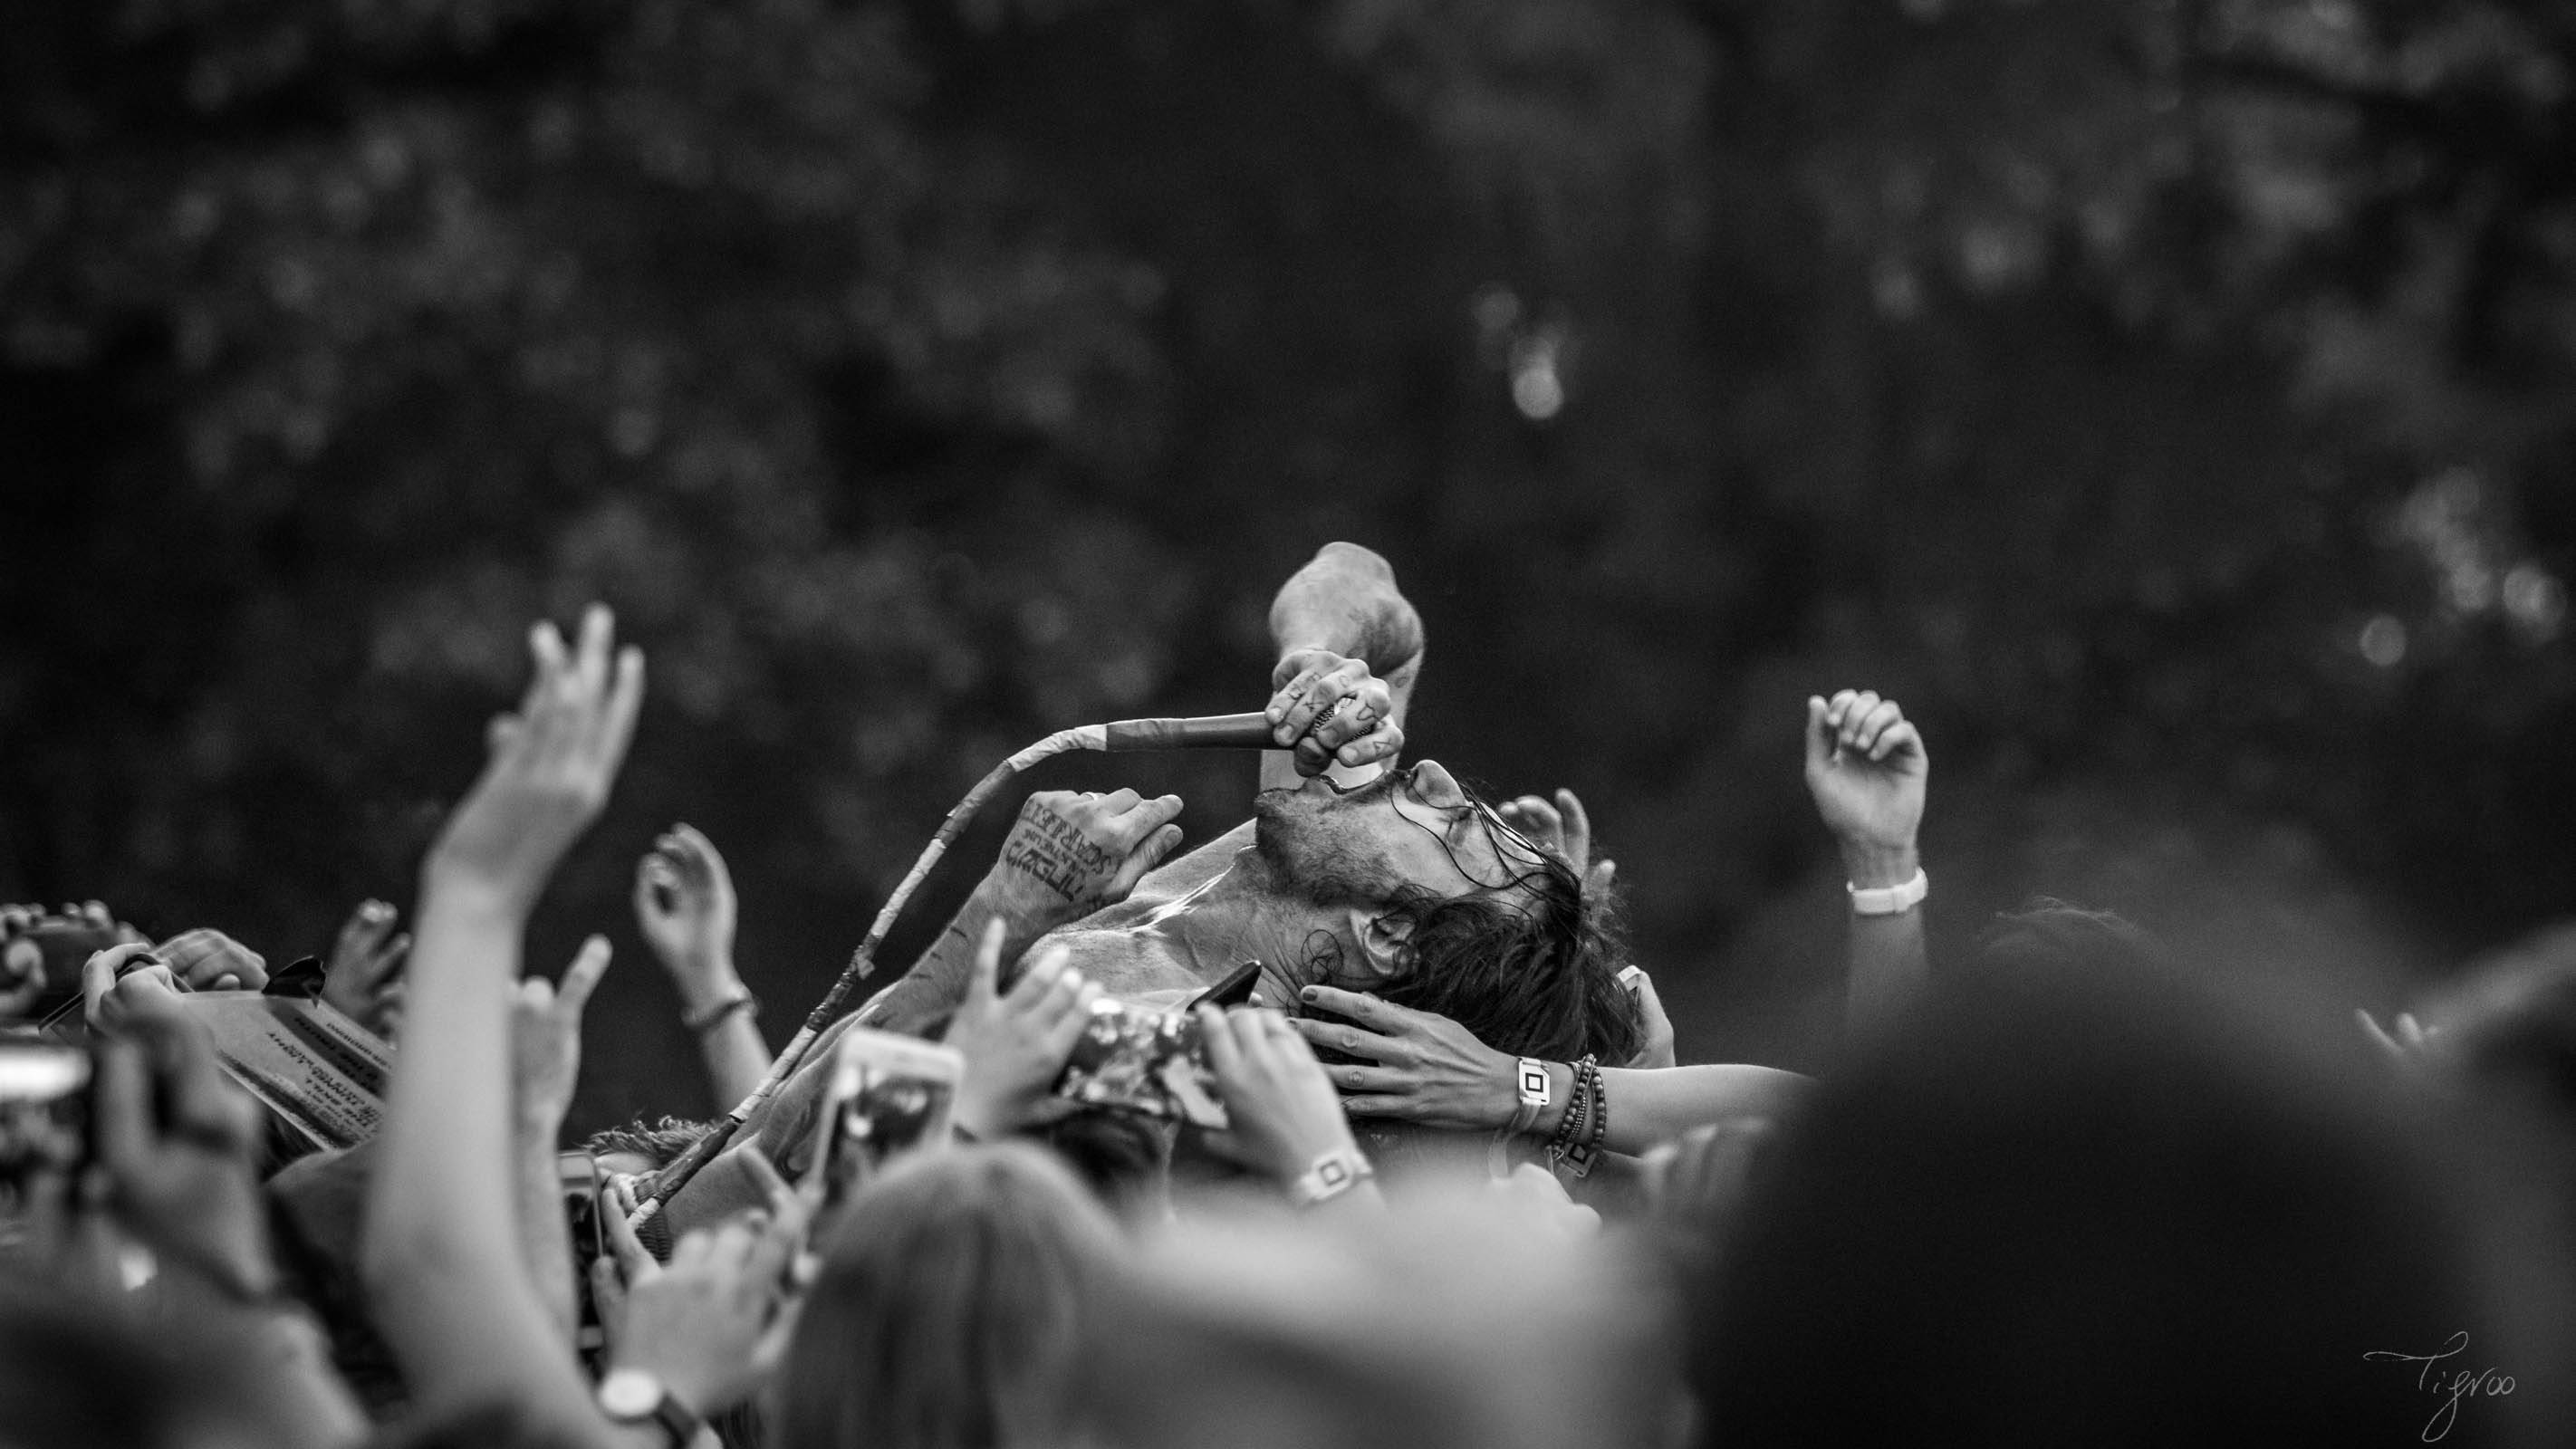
[808,1028,963,1210]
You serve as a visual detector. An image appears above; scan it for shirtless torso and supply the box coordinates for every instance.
[854,815,1346,1037]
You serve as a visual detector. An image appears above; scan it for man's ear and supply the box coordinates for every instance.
[1345,908,1413,980]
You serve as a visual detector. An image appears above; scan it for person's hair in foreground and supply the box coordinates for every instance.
[1074,1179,1677,1449]
[1687,955,2563,1448]
[581,1115,712,1171]
[770,1141,1121,1449]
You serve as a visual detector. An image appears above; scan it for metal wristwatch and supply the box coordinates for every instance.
[1506,1056,1552,1135]
[1288,1145,1375,1209]
[597,1367,702,1448]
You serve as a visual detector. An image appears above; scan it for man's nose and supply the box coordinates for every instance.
[1409,759,1463,805]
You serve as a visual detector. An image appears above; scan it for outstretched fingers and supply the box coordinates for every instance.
[965,917,1008,1009]
[557,935,612,1014]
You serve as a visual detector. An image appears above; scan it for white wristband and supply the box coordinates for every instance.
[1505,1057,1551,1136]
[1847,867,1928,916]
[1288,1146,1375,1209]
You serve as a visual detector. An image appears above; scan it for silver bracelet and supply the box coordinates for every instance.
[1288,1146,1375,1209]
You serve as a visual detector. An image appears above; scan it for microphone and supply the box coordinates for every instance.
[1092,712,1276,752]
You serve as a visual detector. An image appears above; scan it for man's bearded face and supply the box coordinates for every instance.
[1251,761,1552,909]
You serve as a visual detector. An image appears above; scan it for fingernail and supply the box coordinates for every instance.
[1300,985,1318,1001]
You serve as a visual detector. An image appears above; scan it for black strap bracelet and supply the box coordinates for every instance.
[682,991,759,1033]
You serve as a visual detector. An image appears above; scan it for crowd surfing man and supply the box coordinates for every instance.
[664,542,1925,1213]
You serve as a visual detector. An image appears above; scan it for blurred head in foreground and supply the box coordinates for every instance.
[771,1142,1122,1449]
[1077,1176,1675,1449]
[0,1275,268,1449]
[1687,956,2567,1448]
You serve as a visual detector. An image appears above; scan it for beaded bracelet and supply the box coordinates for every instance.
[1545,1054,1599,1170]
[1553,1055,1610,1179]
[1590,1064,1610,1151]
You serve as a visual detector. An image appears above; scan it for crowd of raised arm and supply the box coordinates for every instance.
[3,544,2572,1449]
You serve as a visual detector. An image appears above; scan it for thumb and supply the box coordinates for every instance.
[966,917,1005,1008]
[1802,696,1832,774]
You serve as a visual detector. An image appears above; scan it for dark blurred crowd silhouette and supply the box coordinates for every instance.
[3,542,2572,1449]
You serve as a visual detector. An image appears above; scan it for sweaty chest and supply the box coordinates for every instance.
[1038,926,1208,1006]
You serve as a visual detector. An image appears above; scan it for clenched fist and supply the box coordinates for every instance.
[1267,649,1407,778]
[1802,688,1927,889]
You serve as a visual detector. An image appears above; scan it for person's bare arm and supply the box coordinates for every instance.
[1260,542,1424,790]
[1803,690,1929,1040]
[634,827,769,1107]
[360,606,639,1442]
[510,936,612,1343]
[1290,984,1812,1156]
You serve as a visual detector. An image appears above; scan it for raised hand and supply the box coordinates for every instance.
[990,789,1186,922]
[1496,787,1618,897]
[1196,1003,1370,1187]
[509,935,611,1130]
[634,821,737,970]
[425,604,644,910]
[1624,967,1677,1070]
[633,822,755,1029]
[946,922,1101,1138]
[322,899,408,1035]
[1285,984,1515,1131]
[1802,688,1927,888]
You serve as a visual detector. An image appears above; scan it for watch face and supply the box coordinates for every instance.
[599,1367,661,1418]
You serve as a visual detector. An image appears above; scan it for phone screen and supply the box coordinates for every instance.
[810,1029,962,1211]
[557,1152,605,1357]
[1053,1000,1229,1130]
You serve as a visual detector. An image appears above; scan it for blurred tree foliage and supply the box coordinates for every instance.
[7,0,2575,1124]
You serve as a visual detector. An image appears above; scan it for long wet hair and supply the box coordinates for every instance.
[1308,771,1640,1064]
[1358,879,1641,1065]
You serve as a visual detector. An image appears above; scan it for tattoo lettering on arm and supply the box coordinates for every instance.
[1000,804,1121,909]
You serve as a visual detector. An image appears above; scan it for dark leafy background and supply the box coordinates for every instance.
[8,0,2574,1133]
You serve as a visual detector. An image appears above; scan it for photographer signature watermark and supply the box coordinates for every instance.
[2363,1331,2514,1443]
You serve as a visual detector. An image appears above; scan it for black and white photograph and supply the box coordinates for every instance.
[8,1,2576,1445]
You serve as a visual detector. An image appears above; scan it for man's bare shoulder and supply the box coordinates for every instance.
[1120,819,1255,908]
